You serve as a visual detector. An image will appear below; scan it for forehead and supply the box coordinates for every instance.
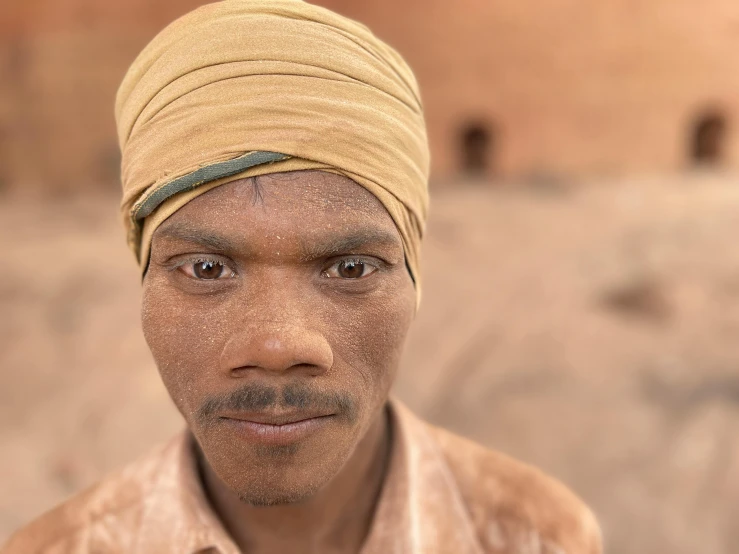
[155,170,400,242]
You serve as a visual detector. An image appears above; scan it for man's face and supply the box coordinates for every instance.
[142,171,416,505]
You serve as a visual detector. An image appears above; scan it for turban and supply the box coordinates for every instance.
[115,0,429,299]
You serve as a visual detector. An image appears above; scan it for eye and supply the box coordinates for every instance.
[323,259,378,279]
[179,259,235,280]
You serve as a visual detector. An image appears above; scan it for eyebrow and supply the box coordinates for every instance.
[156,223,239,252]
[155,222,401,260]
[298,229,401,261]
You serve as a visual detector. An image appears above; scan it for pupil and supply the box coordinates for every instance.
[340,261,363,278]
[195,261,222,279]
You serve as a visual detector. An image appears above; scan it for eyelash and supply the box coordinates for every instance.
[322,257,380,279]
[170,255,382,281]
[172,256,235,279]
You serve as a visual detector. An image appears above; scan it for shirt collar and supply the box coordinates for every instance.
[136,399,483,554]
[133,434,239,554]
[360,400,484,554]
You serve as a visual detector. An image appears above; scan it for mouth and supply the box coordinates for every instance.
[218,411,336,445]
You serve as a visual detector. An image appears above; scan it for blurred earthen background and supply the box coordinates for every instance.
[1,1,738,553]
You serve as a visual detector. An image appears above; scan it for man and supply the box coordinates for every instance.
[3,1,602,553]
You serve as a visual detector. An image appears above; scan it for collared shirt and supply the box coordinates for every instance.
[2,401,602,554]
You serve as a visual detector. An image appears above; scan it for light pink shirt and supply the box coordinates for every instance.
[2,401,602,554]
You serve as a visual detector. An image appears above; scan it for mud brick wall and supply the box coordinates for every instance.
[3,0,739,191]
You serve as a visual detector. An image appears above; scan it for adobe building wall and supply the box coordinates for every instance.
[2,0,739,191]
[319,0,739,180]
[0,0,205,191]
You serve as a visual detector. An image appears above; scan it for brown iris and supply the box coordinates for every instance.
[337,260,365,279]
[193,261,225,280]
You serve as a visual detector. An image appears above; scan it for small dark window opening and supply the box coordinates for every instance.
[690,111,727,165]
[97,143,122,189]
[7,39,28,78]
[460,122,493,175]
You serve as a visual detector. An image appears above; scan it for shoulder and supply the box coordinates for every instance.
[429,425,603,554]
[1,439,177,554]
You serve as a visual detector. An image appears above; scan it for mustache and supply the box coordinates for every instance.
[196,382,358,424]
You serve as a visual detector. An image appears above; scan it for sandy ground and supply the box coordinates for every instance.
[1,174,738,553]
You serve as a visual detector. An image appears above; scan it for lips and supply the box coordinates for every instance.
[220,409,334,425]
[218,410,335,446]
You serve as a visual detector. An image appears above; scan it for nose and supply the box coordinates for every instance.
[220,322,333,378]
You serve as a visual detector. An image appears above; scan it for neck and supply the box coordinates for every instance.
[200,404,392,554]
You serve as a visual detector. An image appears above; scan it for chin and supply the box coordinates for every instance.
[236,483,320,507]
[197,425,359,506]
[220,458,340,507]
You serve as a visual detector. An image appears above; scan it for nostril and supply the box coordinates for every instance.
[299,363,326,377]
[229,363,320,376]
[220,326,333,376]
[229,365,259,377]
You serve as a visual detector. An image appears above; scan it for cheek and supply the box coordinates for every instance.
[141,276,231,414]
[326,276,416,403]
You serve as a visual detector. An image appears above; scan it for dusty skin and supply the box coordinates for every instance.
[1,174,738,553]
[141,171,414,552]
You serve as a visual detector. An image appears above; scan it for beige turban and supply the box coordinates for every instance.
[115,0,429,298]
